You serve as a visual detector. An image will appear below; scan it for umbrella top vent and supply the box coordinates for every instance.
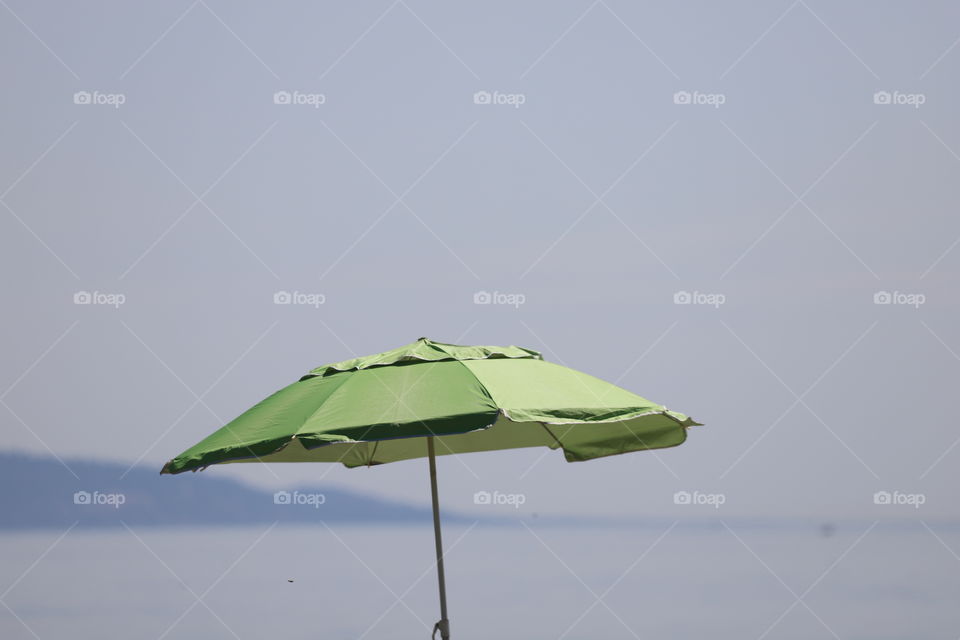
[301,337,543,380]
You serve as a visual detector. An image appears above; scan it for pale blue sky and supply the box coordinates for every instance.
[2,0,959,520]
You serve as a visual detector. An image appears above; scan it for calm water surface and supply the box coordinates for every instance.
[1,522,956,639]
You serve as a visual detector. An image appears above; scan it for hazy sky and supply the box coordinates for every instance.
[2,0,959,520]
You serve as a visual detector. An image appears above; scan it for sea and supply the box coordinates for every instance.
[1,521,956,639]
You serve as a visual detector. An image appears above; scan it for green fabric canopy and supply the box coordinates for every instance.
[161,337,701,639]
[162,337,699,474]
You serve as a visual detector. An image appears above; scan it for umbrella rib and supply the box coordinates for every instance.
[537,421,565,451]
[296,371,387,475]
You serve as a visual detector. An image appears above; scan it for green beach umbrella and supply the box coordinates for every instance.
[162,337,700,638]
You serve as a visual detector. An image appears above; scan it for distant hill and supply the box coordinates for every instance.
[0,452,928,534]
[0,451,457,530]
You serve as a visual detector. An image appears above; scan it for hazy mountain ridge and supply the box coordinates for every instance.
[0,451,448,529]
[2,452,944,533]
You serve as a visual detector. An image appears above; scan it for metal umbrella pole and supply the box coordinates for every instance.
[427,437,450,640]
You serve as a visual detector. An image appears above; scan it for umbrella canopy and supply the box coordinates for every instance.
[161,337,700,639]
[161,337,699,474]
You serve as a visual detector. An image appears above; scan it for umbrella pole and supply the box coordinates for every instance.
[427,436,451,640]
